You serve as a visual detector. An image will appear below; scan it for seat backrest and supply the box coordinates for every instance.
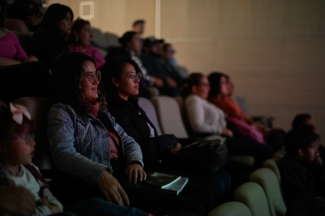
[250,168,286,216]
[234,96,250,116]
[103,32,120,47]
[151,96,188,138]
[138,97,163,136]
[263,158,281,182]
[234,182,271,216]
[208,201,252,216]
[14,97,55,170]
[91,27,107,57]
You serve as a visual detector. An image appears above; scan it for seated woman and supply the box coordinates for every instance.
[207,72,266,145]
[182,73,272,166]
[0,0,49,103]
[101,57,230,206]
[47,52,210,216]
[31,3,72,67]
[68,18,105,70]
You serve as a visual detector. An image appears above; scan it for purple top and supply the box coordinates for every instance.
[68,45,105,69]
[0,31,28,61]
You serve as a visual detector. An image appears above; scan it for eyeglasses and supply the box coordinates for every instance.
[129,73,143,82]
[84,71,101,83]
[10,134,35,145]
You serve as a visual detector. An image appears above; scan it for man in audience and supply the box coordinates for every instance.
[278,127,325,213]
[141,36,179,96]
[132,19,145,36]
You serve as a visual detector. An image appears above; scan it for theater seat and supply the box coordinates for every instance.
[138,97,162,136]
[263,158,281,182]
[250,168,286,216]
[14,97,55,177]
[208,201,252,216]
[234,182,271,216]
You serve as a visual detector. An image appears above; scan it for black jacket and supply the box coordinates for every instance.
[31,28,69,67]
[278,156,325,208]
[106,96,178,159]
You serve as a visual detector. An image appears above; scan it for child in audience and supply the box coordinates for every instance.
[278,127,325,214]
[0,100,153,216]
[0,101,64,215]
[68,18,105,70]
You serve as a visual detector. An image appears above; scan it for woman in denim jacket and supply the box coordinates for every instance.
[47,52,207,216]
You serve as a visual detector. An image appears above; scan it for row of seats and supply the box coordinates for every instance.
[208,155,287,216]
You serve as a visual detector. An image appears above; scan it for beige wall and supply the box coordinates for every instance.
[47,0,325,137]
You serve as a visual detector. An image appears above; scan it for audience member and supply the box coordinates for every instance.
[278,127,325,214]
[292,113,314,130]
[208,72,266,145]
[132,19,145,36]
[106,31,158,98]
[141,36,179,96]
[47,52,207,216]
[182,73,272,166]
[31,3,72,67]
[68,18,105,69]
[101,57,231,206]
[161,43,188,87]
[0,0,49,103]
[7,0,45,32]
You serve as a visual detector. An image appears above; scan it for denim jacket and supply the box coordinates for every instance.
[47,103,144,185]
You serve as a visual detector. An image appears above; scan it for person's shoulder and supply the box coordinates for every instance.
[278,156,306,172]
[49,103,75,116]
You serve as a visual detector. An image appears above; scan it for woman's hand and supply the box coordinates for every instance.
[41,197,61,214]
[99,170,129,206]
[125,163,147,183]
[170,143,182,153]
[0,186,36,216]
[222,128,233,137]
[24,55,38,62]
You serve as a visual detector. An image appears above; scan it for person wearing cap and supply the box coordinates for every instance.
[141,36,179,97]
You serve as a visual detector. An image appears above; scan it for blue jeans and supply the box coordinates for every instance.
[66,197,149,216]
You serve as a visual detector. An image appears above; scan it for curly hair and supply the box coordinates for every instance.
[51,52,107,115]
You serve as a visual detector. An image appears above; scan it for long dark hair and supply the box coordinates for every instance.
[40,3,73,34]
[207,72,227,97]
[119,31,137,48]
[68,18,90,45]
[51,52,106,115]
[101,57,141,97]
[0,0,8,27]
[181,73,204,98]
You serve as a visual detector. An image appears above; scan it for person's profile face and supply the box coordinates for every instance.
[133,23,144,35]
[80,61,99,102]
[58,12,72,36]
[75,23,93,47]
[300,140,320,163]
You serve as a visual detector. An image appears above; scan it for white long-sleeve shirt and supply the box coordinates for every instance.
[185,94,226,134]
[5,164,63,216]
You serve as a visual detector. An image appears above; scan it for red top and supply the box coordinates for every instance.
[208,96,250,121]
[91,102,120,159]
[68,45,105,70]
[0,31,28,61]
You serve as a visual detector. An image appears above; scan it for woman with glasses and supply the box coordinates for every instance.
[47,52,208,216]
[182,73,272,167]
[68,18,105,70]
